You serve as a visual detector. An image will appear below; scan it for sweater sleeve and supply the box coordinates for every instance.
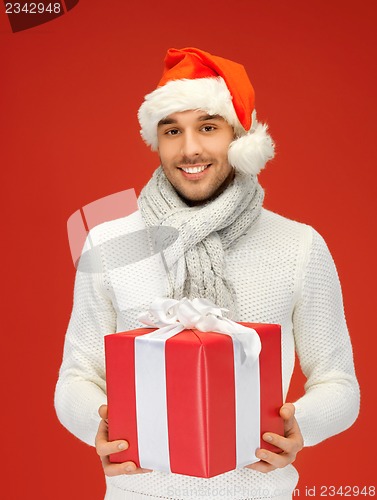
[292,228,360,446]
[54,258,116,446]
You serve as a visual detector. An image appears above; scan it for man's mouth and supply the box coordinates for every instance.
[179,163,211,174]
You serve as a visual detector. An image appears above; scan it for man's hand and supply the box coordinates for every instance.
[246,403,304,473]
[95,405,152,476]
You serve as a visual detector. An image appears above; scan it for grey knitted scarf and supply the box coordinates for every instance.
[138,167,264,319]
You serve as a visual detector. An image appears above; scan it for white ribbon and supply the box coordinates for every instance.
[135,297,262,471]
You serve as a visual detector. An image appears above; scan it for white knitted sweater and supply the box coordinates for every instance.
[55,207,360,499]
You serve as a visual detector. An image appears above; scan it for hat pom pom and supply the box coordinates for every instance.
[228,122,275,176]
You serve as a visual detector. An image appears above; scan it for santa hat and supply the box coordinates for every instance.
[138,47,275,176]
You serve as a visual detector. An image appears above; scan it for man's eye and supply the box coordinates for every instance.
[166,129,180,135]
[202,125,216,132]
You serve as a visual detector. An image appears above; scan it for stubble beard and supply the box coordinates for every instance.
[161,157,235,206]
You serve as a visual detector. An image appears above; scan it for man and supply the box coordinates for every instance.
[55,48,360,500]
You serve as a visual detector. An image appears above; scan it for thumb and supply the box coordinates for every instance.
[98,404,108,420]
[280,402,295,421]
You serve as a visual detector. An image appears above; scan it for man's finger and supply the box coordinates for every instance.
[245,403,303,474]
[96,437,129,457]
[100,456,152,477]
[96,438,129,457]
[94,419,108,447]
[262,431,301,455]
[255,448,295,469]
[246,460,276,473]
[98,404,108,420]
[95,419,129,457]
[280,403,295,423]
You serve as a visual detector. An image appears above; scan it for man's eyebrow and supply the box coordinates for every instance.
[157,114,225,127]
[158,117,176,127]
[197,114,224,122]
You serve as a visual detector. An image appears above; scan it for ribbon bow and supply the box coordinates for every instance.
[139,297,261,365]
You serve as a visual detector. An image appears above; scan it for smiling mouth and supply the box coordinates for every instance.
[179,164,211,174]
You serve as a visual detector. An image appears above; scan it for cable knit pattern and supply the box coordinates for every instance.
[138,168,264,318]
[55,208,359,500]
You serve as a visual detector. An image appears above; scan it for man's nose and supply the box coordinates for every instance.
[181,131,203,158]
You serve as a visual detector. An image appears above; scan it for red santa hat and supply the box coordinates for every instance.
[138,47,275,176]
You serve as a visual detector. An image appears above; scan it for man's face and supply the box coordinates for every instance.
[157,110,235,205]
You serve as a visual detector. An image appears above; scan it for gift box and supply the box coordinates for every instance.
[105,298,283,478]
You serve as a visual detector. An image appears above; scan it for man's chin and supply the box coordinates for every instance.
[177,191,210,207]
[177,186,227,207]
[165,168,235,206]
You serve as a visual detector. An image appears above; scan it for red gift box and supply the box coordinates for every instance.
[105,320,283,478]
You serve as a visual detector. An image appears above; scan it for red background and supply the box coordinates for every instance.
[1,1,376,498]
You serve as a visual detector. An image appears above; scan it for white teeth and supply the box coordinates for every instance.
[181,165,208,174]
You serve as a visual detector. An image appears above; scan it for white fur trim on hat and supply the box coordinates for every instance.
[138,77,243,150]
[138,76,275,175]
[228,122,275,176]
